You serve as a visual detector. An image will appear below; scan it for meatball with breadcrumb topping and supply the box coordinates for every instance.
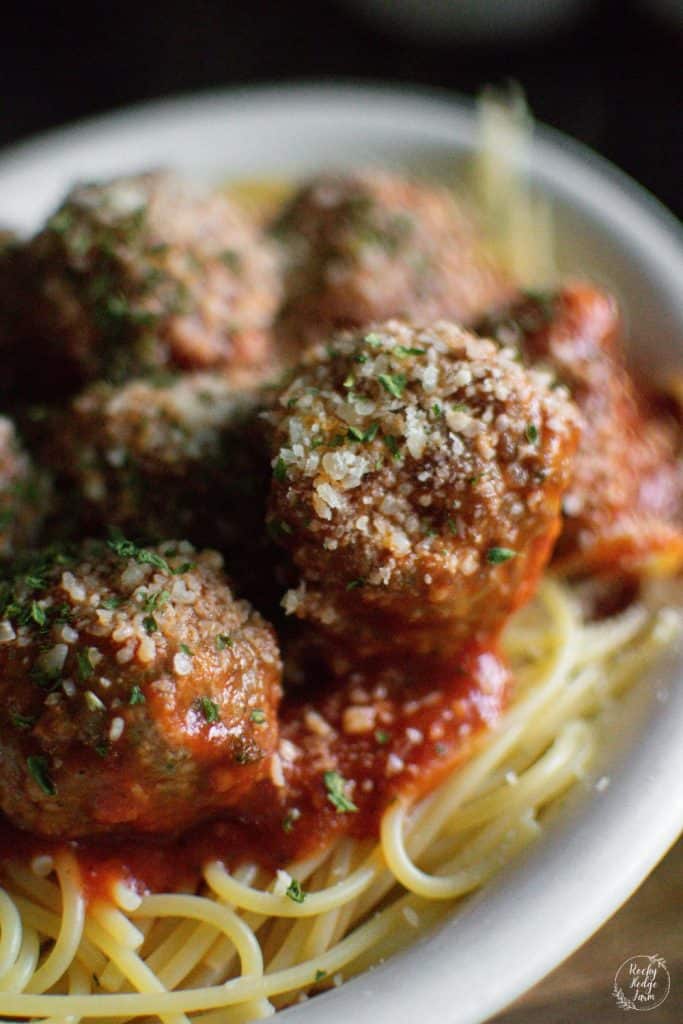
[266,320,580,658]
[43,372,268,555]
[274,170,514,354]
[0,415,51,560]
[15,172,281,395]
[0,539,282,838]
[480,282,683,575]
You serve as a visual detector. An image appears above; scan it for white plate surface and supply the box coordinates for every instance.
[0,84,681,1024]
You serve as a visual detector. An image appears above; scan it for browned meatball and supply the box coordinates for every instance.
[480,282,683,575]
[0,416,51,560]
[43,372,268,550]
[0,539,282,838]
[265,320,580,658]
[14,172,282,395]
[273,170,514,354]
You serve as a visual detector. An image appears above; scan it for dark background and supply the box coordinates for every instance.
[2,0,681,216]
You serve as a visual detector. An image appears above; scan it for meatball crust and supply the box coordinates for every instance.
[0,539,282,838]
[274,171,514,352]
[0,416,51,560]
[266,320,580,657]
[480,283,683,575]
[43,372,268,553]
[17,172,282,392]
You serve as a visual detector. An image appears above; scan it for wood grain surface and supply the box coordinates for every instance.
[489,838,682,1022]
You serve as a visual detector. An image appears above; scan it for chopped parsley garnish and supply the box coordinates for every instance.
[76,649,94,681]
[432,403,443,417]
[323,770,358,813]
[525,423,539,444]
[216,634,234,650]
[172,561,196,575]
[142,590,169,613]
[95,742,109,759]
[363,421,380,442]
[346,578,365,591]
[487,547,517,564]
[282,808,301,832]
[107,533,170,573]
[394,345,426,357]
[383,434,402,459]
[30,601,46,627]
[354,353,368,364]
[286,878,306,903]
[199,696,220,723]
[374,729,390,745]
[447,517,458,536]
[11,712,36,731]
[101,596,122,610]
[143,615,158,635]
[314,969,327,982]
[274,457,288,482]
[27,755,55,796]
[451,403,470,413]
[378,373,407,399]
[129,685,146,706]
[250,708,266,724]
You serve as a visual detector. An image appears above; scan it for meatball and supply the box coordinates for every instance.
[480,283,683,575]
[0,539,282,838]
[0,416,50,560]
[15,172,282,394]
[43,372,268,552]
[266,320,580,658]
[274,170,514,353]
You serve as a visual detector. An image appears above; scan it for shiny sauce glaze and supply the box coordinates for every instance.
[0,642,509,903]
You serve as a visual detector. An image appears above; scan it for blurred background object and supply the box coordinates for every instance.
[1,0,681,217]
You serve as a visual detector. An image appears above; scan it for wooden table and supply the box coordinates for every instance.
[489,838,682,1023]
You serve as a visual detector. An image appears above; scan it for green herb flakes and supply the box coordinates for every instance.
[27,755,56,796]
[323,771,358,813]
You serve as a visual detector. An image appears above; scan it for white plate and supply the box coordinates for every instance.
[1,85,681,1024]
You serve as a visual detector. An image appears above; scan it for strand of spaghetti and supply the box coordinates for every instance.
[203,851,381,918]
[427,720,594,837]
[0,886,23,977]
[4,863,62,912]
[262,852,340,969]
[83,916,190,1024]
[39,956,92,1024]
[300,839,356,963]
[133,894,264,979]
[0,890,421,1016]
[25,853,85,995]
[157,921,226,990]
[10,895,105,976]
[133,893,271,1023]
[0,923,39,993]
[90,903,144,950]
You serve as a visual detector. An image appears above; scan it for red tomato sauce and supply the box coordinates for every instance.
[0,642,510,904]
